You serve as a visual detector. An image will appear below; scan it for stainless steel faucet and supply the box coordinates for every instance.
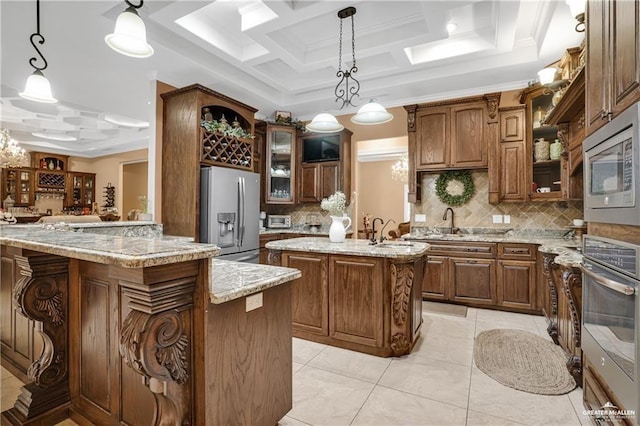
[442,207,458,235]
[378,219,396,243]
[371,217,384,244]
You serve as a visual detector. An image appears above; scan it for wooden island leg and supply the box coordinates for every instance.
[2,254,70,425]
[390,258,423,356]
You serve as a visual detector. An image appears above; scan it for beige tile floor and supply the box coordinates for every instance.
[1,304,591,425]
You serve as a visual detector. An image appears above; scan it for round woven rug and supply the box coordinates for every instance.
[474,329,576,395]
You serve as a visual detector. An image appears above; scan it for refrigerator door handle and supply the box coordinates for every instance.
[239,177,246,247]
[237,177,242,247]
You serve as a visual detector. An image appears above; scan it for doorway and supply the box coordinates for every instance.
[122,161,148,219]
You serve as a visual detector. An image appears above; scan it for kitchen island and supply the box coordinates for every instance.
[266,237,429,357]
[0,225,300,426]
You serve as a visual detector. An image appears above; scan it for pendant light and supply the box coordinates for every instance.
[351,100,393,125]
[19,0,57,104]
[105,0,154,58]
[308,6,392,133]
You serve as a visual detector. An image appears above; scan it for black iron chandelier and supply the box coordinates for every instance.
[335,7,359,109]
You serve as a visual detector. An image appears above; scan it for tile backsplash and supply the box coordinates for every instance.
[412,171,583,230]
[263,203,342,228]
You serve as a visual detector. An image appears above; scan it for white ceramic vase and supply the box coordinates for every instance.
[329,215,352,243]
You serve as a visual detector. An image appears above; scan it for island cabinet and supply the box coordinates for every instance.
[586,0,640,136]
[404,93,500,203]
[267,238,427,357]
[297,129,352,203]
[422,241,540,314]
[1,226,297,426]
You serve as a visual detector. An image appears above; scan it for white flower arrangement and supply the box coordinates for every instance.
[320,191,347,216]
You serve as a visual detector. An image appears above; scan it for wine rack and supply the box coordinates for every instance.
[103,183,115,208]
[201,131,253,171]
[36,171,65,189]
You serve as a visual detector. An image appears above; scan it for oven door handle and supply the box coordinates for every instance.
[580,265,636,296]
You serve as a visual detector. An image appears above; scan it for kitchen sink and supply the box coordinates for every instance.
[375,242,415,247]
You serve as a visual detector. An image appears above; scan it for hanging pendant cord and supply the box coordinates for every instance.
[338,16,343,72]
[28,0,48,72]
[350,14,356,68]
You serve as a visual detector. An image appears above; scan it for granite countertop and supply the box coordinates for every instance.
[266,237,429,259]
[209,259,301,304]
[260,228,353,236]
[0,226,219,268]
[538,243,583,268]
[405,228,580,247]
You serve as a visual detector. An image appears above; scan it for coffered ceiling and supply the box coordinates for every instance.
[0,0,584,158]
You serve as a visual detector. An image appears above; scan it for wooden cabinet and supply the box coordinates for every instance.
[259,233,281,264]
[498,107,527,202]
[261,124,297,204]
[449,258,496,306]
[0,246,44,382]
[1,167,35,206]
[422,255,448,300]
[420,241,541,314]
[297,129,352,203]
[161,84,257,239]
[586,0,640,136]
[31,152,68,171]
[412,100,490,171]
[405,93,500,202]
[283,252,329,336]
[272,249,423,357]
[496,243,537,310]
[66,172,95,208]
[329,255,384,348]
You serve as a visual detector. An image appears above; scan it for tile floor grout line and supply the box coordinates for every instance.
[374,382,471,412]
[347,381,378,425]
[296,362,388,386]
[464,311,479,425]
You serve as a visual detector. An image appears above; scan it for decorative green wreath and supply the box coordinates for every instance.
[435,170,475,206]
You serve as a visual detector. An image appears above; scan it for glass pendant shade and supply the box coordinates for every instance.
[105,7,154,58]
[351,101,393,125]
[19,70,57,103]
[306,113,344,133]
[537,67,557,85]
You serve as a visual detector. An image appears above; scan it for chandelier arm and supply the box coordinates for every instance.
[125,0,144,9]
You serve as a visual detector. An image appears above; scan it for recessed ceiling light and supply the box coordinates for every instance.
[32,132,77,141]
[104,113,149,128]
[446,22,458,34]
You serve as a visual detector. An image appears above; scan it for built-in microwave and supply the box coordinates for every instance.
[584,101,640,225]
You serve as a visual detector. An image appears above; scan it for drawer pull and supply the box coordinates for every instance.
[506,248,529,254]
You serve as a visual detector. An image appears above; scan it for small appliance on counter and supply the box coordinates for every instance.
[259,211,266,230]
[267,214,291,229]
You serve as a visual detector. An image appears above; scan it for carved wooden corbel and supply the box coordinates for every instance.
[557,123,570,159]
[542,253,559,345]
[118,272,197,426]
[484,93,501,123]
[268,249,282,266]
[389,260,415,356]
[404,105,417,132]
[5,254,70,421]
[562,266,583,385]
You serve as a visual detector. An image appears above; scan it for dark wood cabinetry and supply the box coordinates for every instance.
[272,249,423,357]
[1,168,35,207]
[297,129,352,203]
[497,107,527,202]
[66,171,96,208]
[260,123,298,204]
[31,152,68,171]
[161,84,257,239]
[283,252,329,336]
[404,93,499,202]
[422,241,540,313]
[586,0,640,136]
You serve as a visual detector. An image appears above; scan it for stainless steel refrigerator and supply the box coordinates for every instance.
[200,166,260,263]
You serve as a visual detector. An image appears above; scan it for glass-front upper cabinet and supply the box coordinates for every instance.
[527,87,562,200]
[265,125,296,204]
[1,167,35,207]
[67,172,96,207]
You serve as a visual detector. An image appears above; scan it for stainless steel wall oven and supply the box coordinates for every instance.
[581,235,639,413]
